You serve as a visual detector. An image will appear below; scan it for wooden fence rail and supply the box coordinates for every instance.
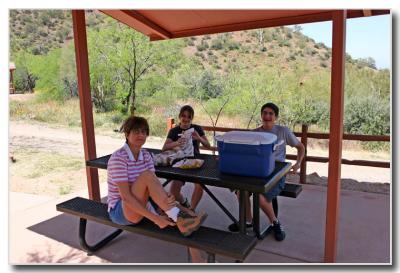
[166,118,390,184]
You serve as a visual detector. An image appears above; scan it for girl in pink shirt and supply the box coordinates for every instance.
[107,116,207,238]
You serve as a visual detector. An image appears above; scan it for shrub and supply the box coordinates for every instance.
[39,29,48,37]
[196,43,207,51]
[24,23,35,34]
[344,96,390,151]
[194,51,205,60]
[211,38,223,50]
[227,41,240,50]
[14,58,37,93]
[196,41,209,51]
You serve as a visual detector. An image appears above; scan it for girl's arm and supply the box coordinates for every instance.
[192,130,211,149]
[290,142,305,173]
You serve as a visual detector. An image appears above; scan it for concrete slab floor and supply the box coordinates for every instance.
[9,182,391,264]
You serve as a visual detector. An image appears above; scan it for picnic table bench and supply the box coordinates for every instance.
[56,197,257,262]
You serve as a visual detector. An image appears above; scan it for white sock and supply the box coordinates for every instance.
[165,206,180,222]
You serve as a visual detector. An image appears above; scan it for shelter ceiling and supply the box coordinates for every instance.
[100,9,389,41]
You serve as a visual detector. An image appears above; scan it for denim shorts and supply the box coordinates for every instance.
[109,200,134,226]
[262,177,286,202]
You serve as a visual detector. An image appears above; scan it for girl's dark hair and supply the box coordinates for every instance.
[261,102,279,117]
[179,105,194,119]
[121,116,149,136]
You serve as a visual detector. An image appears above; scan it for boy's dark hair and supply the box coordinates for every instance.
[121,116,150,136]
[261,102,279,117]
[179,105,195,119]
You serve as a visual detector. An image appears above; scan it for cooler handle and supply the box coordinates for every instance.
[273,140,285,151]
[215,135,261,145]
[223,139,260,145]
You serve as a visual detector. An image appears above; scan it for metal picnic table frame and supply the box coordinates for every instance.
[86,148,292,239]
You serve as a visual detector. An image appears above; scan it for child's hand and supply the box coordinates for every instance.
[192,130,201,140]
[289,163,300,174]
[166,193,176,208]
[154,215,175,229]
[176,138,186,147]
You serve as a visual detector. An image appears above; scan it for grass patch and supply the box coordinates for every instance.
[10,96,127,132]
[59,184,72,195]
[10,148,84,179]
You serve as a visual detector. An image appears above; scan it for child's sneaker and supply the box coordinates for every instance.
[271,220,286,241]
[227,222,253,232]
[176,210,208,237]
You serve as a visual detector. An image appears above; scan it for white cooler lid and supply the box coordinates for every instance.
[215,131,277,145]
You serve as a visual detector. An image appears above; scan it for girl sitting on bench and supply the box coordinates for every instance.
[107,116,207,238]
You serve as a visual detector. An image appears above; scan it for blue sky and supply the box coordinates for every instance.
[294,14,391,69]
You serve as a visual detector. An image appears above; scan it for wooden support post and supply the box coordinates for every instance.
[324,10,346,263]
[9,70,15,94]
[167,118,175,132]
[300,124,308,184]
[72,10,100,202]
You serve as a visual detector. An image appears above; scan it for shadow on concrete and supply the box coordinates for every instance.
[26,183,390,263]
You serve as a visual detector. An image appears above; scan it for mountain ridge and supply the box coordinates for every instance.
[9,10,382,73]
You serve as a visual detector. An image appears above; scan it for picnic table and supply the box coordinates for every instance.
[87,148,293,238]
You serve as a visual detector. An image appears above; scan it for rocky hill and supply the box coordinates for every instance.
[9,9,378,72]
[9,10,104,55]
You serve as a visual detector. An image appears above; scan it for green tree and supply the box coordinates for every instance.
[59,42,77,98]
[31,49,64,101]
[88,21,163,115]
[13,52,38,93]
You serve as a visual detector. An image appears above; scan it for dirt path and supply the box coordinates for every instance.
[9,120,390,195]
[9,120,164,157]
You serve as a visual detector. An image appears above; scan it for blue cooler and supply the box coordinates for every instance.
[215,131,282,177]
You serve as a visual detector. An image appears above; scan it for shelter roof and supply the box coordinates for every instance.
[100,9,389,41]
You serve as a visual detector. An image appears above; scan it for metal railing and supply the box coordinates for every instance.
[166,118,390,184]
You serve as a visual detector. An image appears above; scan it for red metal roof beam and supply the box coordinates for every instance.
[362,10,373,17]
[100,9,172,40]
